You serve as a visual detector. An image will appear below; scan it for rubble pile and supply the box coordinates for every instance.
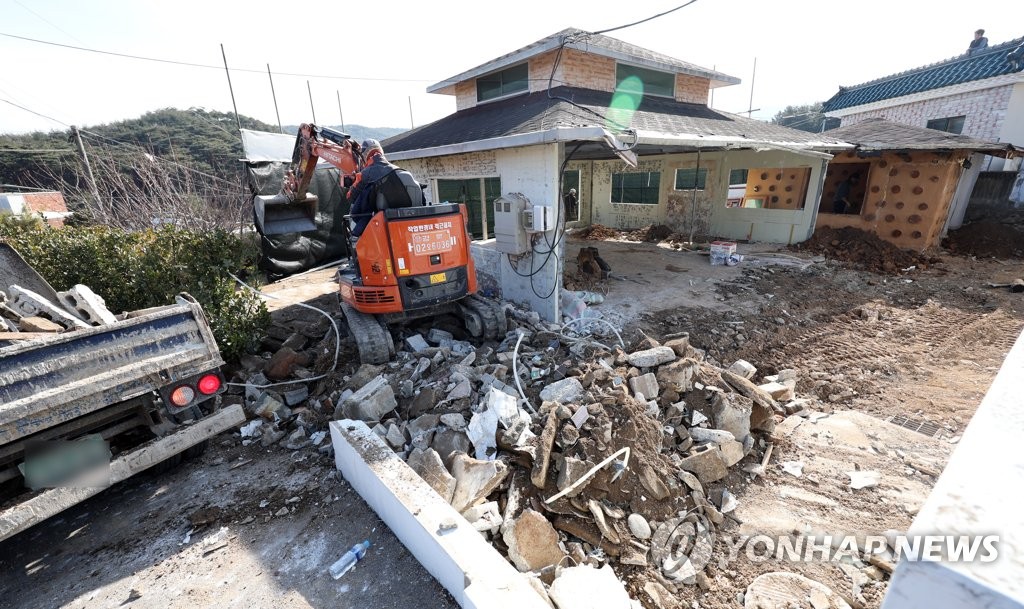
[943,221,1024,259]
[792,226,933,273]
[231,298,820,606]
[624,224,673,243]
[576,224,621,241]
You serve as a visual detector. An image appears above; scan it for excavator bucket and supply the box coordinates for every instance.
[254,193,318,235]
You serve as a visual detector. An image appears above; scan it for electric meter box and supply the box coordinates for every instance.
[494,193,531,255]
[523,205,554,233]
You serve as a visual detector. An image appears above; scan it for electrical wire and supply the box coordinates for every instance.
[225,272,340,389]
[590,0,700,35]
[0,98,70,127]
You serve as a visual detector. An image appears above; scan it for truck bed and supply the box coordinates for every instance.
[0,298,223,446]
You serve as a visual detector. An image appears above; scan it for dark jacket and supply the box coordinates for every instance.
[348,154,396,237]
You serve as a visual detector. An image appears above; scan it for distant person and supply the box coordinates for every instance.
[564,188,578,221]
[968,29,989,55]
[1008,42,1024,71]
[832,173,860,214]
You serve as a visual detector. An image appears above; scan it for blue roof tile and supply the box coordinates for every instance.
[823,37,1024,112]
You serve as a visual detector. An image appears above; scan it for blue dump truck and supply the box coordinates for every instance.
[0,243,245,541]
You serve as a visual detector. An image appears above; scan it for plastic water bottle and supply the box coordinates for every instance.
[329,540,370,579]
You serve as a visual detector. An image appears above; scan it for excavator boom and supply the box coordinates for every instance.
[254,123,362,235]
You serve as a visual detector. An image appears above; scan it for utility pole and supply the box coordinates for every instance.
[267,64,283,134]
[408,96,414,130]
[746,57,757,118]
[336,90,346,131]
[70,125,103,218]
[220,44,242,133]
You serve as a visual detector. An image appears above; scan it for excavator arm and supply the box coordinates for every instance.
[255,123,364,235]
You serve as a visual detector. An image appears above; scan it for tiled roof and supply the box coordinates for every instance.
[428,28,739,93]
[825,118,1018,155]
[822,37,1024,112]
[383,87,844,154]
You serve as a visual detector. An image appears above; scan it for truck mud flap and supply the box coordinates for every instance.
[0,404,245,543]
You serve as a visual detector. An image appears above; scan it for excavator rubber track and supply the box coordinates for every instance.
[459,294,508,341]
[342,302,393,365]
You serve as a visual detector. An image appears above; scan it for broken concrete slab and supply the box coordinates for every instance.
[655,358,700,393]
[386,424,407,450]
[664,335,692,357]
[629,372,660,400]
[679,444,729,483]
[330,421,549,609]
[450,452,509,512]
[502,509,565,572]
[8,285,89,330]
[587,499,621,544]
[627,346,676,368]
[759,381,795,402]
[408,447,456,503]
[408,414,440,450]
[689,427,737,444]
[405,333,430,353]
[440,413,467,432]
[340,375,397,422]
[548,565,632,609]
[556,456,592,497]
[718,439,746,467]
[539,378,584,404]
[721,369,780,416]
[432,429,471,470]
[264,346,309,381]
[711,392,752,442]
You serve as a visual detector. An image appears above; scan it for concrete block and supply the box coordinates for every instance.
[502,509,565,572]
[727,359,757,379]
[548,565,632,609]
[655,358,700,392]
[342,375,397,421]
[628,372,659,400]
[18,316,63,333]
[627,346,676,368]
[408,447,456,504]
[679,444,729,483]
[406,333,430,353]
[8,285,89,329]
[450,452,508,512]
[57,284,117,325]
[711,392,753,442]
[330,420,548,609]
[759,381,795,402]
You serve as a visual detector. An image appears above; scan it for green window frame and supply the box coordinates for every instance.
[674,168,708,190]
[611,171,661,205]
[729,168,749,185]
[477,63,529,102]
[436,177,501,239]
[615,63,675,98]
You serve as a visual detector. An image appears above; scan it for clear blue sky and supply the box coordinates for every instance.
[1,0,1020,134]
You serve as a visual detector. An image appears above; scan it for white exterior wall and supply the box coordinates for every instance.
[396,145,563,322]
[584,149,825,244]
[1001,82,1024,172]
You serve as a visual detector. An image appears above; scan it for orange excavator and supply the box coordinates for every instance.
[254,124,506,364]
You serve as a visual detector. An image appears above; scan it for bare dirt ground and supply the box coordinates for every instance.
[2,239,1021,609]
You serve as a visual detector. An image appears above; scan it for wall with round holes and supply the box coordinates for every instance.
[815,150,965,251]
[742,167,811,210]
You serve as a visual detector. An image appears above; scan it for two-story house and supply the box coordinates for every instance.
[382,28,846,318]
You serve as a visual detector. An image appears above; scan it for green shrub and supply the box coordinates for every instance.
[0,217,269,360]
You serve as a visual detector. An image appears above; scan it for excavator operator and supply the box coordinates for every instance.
[348,139,396,238]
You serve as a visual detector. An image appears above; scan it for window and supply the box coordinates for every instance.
[611,171,660,205]
[436,177,501,239]
[821,163,870,215]
[476,63,529,102]
[725,167,812,210]
[615,63,675,98]
[729,169,748,185]
[674,168,708,190]
[926,116,966,135]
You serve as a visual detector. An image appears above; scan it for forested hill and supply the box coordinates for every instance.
[0,108,405,190]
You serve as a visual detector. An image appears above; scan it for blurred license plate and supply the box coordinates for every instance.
[429,272,446,284]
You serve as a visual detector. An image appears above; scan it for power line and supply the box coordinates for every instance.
[77,131,239,186]
[590,0,700,35]
[12,0,88,46]
[0,98,70,127]
[0,31,434,83]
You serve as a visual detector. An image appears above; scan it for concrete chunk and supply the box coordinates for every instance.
[548,565,632,609]
[711,391,752,442]
[655,358,700,392]
[679,444,729,483]
[759,381,795,402]
[57,284,118,325]
[531,414,558,489]
[628,372,659,400]
[664,335,692,357]
[539,378,584,404]
[408,447,456,503]
[450,452,508,512]
[727,359,757,379]
[627,346,676,368]
[18,316,63,333]
[462,501,502,534]
[405,333,430,353]
[342,375,398,421]
[8,285,89,329]
[502,509,565,572]
[556,456,591,497]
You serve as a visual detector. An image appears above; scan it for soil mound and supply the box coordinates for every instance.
[943,221,1024,259]
[793,226,932,273]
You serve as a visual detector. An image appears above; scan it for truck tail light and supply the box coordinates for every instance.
[197,374,221,395]
[170,386,195,407]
